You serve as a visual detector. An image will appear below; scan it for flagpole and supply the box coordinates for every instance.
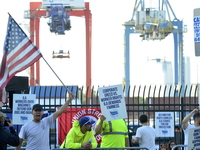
[7,13,68,92]
[4,13,72,99]
[41,57,69,92]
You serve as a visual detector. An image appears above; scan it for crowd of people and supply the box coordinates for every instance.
[0,91,199,150]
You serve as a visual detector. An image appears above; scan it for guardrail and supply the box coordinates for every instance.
[171,145,187,150]
[6,145,186,150]
[52,147,149,150]
[7,147,148,150]
[7,148,26,150]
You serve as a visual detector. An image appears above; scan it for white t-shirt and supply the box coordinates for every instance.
[183,124,195,150]
[136,126,156,150]
[19,114,54,150]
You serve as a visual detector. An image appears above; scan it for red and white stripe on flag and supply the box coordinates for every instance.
[0,14,42,107]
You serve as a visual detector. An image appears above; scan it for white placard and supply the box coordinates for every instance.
[188,127,200,150]
[98,84,127,121]
[194,8,200,56]
[155,112,174,137]
[194,15,200,43]
[12,94,36,125]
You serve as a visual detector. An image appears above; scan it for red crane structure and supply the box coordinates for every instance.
[27,2,92,96]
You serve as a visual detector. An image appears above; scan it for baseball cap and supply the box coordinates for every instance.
[79,116,95,126]
[32,104,43,111]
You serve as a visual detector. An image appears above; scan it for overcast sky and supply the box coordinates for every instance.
[0,0,199,88]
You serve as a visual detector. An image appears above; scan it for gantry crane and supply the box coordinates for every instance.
[123,0,187,95]
[23,1,92,97]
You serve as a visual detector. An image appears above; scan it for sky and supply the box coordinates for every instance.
[0,0,200,88]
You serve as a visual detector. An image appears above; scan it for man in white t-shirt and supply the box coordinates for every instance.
[15,92,74,150]
[132,114,156,150]
[182,108,200,150]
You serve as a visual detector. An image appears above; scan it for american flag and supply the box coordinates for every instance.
[0,14,42,107]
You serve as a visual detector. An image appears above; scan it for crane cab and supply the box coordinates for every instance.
[42,0,85,35]
[135,8,173,40]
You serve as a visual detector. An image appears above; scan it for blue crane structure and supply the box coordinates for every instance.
[123,0,187,96]
[46,4,71,35]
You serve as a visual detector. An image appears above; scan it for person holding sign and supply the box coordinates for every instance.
[182,108,200,150]
[15,92,74,150]
[0,111,20,150]
[60,116,97,149]
[95,115,129,148]
[132,114,156,150]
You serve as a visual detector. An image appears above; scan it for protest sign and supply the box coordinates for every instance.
[98,84,127,121]
[57,107,102,145]
[12,94,36,124]
[155,112,174,137]
[194,8,200,56]
[188,126,200,150]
